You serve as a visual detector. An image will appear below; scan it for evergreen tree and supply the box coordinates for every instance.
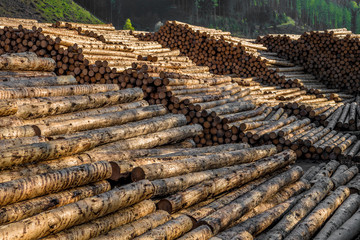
[123,18,135,30]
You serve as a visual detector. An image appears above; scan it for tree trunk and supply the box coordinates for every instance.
[177,225,213,240]
[0,180,110,225]
[311,160,340,183]
[0,114,187,168]
[0,161,112,206]
[158,152,296,214]
[16,88,144,119]
[132,145,277,181]
[92,210,171,240]
[214,194,305,239]
[264,177,334,240]
[234,179,310,225]
[0,84,122,100]
[327,207,360,240]
[200,166,303,234]
[331,166,359,188]
[286,186,350,240]
[346,173,360,193]
[133,214,194,240]
[0,180,154,239]
[0,52,55,71]
[44,200,156,240]
[0,101,149,128]
[314,194,360,240]
[0,75,76,88]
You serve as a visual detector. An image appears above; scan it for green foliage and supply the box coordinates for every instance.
[33,0,102,24]
[123,18,135,30]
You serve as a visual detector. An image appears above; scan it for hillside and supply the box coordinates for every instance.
[0,0,102,24]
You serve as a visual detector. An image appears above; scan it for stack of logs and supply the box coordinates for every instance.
[257,28,360,94]
[20,147,358,240]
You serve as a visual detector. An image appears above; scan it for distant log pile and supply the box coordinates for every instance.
[257,28,360,94]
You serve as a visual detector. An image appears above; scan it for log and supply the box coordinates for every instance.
[0,75,76,88]
[346,173,360,193]
[314,194,360,240]
[131,145,277,181]
[16,88,144,119]
[0,180,154,239]
[0,161,112,206]
[286,186,350,240]
[92,210,171,240]
[331,166,359,188]
[0,114,186,168]
[214,193,305,239]
[177,225,213,240]
[311,160,341,183]
[199,166,303,234]
[324,206,360,240]
[0,52,55,71]
[133,214,194,240]
[263,177,334,240]
[44,200,156,240]
[0,180,110,225]
[185,172,280,221]
[94,124,203,152]
[158,151,296,214]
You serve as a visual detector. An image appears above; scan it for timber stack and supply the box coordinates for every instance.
[257,28,360,94]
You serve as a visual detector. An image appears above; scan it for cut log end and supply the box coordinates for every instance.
[157,199,173,213]
[131,167,146,182]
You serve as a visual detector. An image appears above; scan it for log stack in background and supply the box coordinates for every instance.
[257,29,360,94]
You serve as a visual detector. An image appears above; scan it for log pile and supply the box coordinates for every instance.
[257,29,360,94]
[0,53,206,239]
[38,151,359,240]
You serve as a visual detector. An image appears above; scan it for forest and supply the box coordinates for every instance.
[74,0,360,37]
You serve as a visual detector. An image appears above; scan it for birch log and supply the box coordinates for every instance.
[43,200,156,240]
[264,177,334,240]
[131,145,277,181]
[0,161,112,206]
[314,194,360,240]
[0,180,110,224]
[92,210,171,240]
[0,180,154,240]
[200,166,303,234]
[286,186,350,240]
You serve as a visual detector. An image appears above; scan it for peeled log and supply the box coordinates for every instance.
[0,180,154,240]
[314,194,360,240]
[92,210,171,240]
[16,88,144,119]
[286,186,350,240]
[131,145,277,181]
[158,151,296,214]
[331,166,359,188]
[0,161,112,206]
[44,200,156,240]
[134,214,194,240]
[0,52,55,71]
[177,225,213,240]
[0,180,110,225]
[264,177,334,240]
[200,166,303,234]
